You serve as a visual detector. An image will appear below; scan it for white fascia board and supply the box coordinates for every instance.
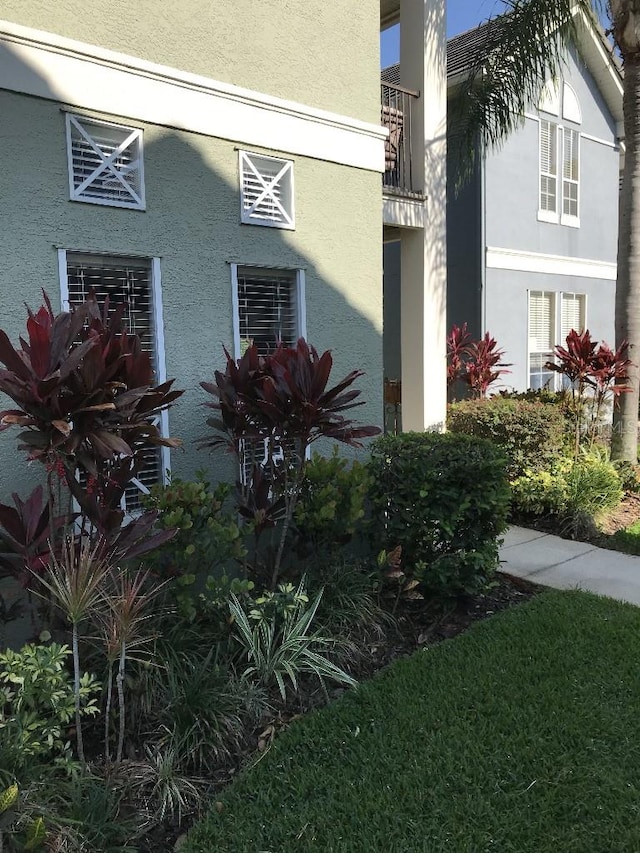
[382,193,426,229]
[0,19,387,172]
[486,246,617,280]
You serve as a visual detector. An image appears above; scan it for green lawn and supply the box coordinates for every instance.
[185,591,640,853]
[610,520,640,555]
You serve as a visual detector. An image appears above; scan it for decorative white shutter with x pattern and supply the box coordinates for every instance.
[66,114,145,209]
[239,151,294,229]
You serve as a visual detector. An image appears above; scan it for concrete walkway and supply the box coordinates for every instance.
[499,526,640,607]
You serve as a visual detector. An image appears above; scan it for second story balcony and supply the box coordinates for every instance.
[381,74,421,197]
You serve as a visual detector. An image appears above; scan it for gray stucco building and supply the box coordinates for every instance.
[384,11,623,396]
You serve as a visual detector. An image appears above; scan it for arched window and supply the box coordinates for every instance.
[537,79,581,226]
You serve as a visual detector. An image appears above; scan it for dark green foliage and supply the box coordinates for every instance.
[293,450,370,560]
[185,591,640,853]
[368,432,510,596]
[142,476,246,620]
[448,396,567,478]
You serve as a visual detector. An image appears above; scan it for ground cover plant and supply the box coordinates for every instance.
[185,590,640,853]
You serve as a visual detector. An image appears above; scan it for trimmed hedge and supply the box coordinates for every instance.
[368,432,510,596]
[447,396,567,478]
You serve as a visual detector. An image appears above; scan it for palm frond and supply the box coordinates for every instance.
[452,0,604,174]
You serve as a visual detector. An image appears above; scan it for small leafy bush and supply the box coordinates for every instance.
[294,450,371,559]
[0,643,99,772]
[510,462,572,517]
[448,397,567,478]
[368,433,510,597]
[510,451,623,521]
[565,450,623,518]
[143,476,246,620]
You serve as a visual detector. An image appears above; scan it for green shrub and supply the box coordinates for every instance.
[293,450,370,559]
[510,461,571,516]
[510,451,623,521]
[368,433,510,597]
[448,396,567,478]
[0,643,100,774]
[143,475,246,620]
[566,451,623,517]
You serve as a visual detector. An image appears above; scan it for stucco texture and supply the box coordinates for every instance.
[0,91,383,498]
[0,0,381,124]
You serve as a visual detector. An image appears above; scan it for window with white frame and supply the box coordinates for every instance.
[538,81,580,226]
[528,290,586,389]
[231,264,306,482]
[239,151,295,229]
[60,251,167,511]
[66,114,145,210]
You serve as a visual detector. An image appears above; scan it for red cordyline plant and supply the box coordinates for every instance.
[199,338,380,587]
[545,329,631,457]
[447,324,510,398]
[0,291,182,580]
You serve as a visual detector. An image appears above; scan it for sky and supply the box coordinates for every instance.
[381,0,506,67]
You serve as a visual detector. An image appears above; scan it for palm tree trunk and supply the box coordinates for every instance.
[612,40,640,461]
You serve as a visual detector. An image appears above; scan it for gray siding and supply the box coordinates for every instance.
[446,107,483,337]
[479,46,619,391]
[383,241,402,382]
[485,48,619,261]
[485,269,615,391]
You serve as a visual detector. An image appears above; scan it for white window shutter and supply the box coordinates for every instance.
[66,114,145,209]
[65,254,162,511]
[239,152,295,229]
[539,120,558,214]
[562,128,579,218]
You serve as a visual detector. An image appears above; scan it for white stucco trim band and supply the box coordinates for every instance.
[486,246,617,280]
[0,19,387,172]
[382,193,426,229]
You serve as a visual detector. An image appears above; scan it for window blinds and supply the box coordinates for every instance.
[236,268,299,356]
[66,254,161,510]
[560,293,585,341]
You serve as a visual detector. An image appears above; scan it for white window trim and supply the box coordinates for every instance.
[57,249,170,509]
[239,151,295,230]
[560,128,580,228]
[536,86,581,227]
[527,290,588,391]
[538,120,559,222]
[65,113,146,211]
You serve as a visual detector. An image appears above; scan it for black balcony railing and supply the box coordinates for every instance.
[381,81,420,195]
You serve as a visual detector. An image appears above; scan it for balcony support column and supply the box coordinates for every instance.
[398,0,447,431]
